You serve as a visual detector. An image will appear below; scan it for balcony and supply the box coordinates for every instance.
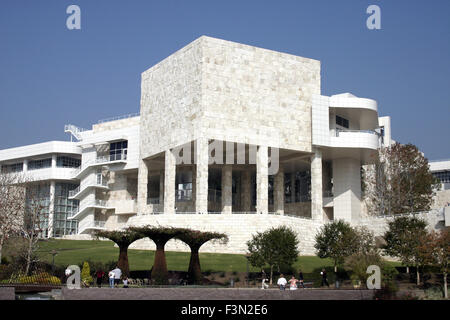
[330,129,380,150]
[78,221,106,234]
[68,178,109,199]
[68,200,114,220]
[71,151,128,179]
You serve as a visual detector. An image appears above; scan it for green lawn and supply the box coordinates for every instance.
[35,239,336,273]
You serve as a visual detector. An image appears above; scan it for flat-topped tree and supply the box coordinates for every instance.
[176,229,228,284]
[95,229,144,277]
[129,226,184,284]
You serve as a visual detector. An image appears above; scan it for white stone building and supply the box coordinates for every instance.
[0,36,446,254]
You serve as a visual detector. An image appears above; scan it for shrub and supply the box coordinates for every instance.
[424,286,444,300]
[220,272,225,278]
[344,252,383,283]
[81,261,93,285]
[9,272,62,285]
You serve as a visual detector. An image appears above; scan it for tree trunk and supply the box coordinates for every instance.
[334,264,337,273]
[118,245,130,277]
[269,265,273,285]
[406,266,409,274]
[188,248,202,284]
[444,272,448,299]
[0,237,3,265]
[25,236,33,276]
[151,243,168,285]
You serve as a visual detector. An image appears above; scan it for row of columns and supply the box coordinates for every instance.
[137,140,324,221]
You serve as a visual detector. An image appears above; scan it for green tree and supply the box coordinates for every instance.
[130,226,183,285]
[314,220,358,272]
[344,227,383,283]
[81,261,93,286]
[95,229,144,277]
[176,229,228,284]
[246,226,299,285]
[363,143,438,216]
[418,229,450,298]
[383,216,427,285]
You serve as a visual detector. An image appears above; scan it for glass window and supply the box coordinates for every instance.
[28,158,52,170]
[1,162,23,173]
[336,115,349,129]
[57,156,81,168]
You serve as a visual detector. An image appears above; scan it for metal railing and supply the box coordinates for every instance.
[64,124,87,141]
[68,200,111,217]
[71,151,127,176]
[97,113,140,124]
[68,179,108,198]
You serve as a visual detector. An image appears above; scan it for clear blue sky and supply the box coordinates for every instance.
[0,0,449,160]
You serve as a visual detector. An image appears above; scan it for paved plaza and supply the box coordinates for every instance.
[61,287,375,300]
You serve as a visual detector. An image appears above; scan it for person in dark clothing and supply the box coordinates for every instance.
[320,268,329,287]
[96,270,105,288]
[298,270,306,288]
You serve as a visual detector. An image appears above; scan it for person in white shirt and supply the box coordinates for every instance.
[277,274,287,290]
[108,270,115,288]
[112,267,122,287]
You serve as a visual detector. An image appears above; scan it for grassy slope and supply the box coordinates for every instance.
[35,239,336,273]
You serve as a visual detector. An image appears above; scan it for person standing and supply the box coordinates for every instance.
[112,266,122,288]
[96,269,105,288]
[277,274,287,290]
[320,268,329,287]
[298,269,305,289]
[108,270,115,288]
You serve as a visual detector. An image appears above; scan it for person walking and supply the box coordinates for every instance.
[96,269,105,288]
[320,268,329,287]
[298,269,305,289]
[288,276,298,290]
[108,270,115,288]
[112,266,122,288]
[277,274,287,290]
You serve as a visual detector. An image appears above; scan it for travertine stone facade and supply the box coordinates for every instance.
[137,160,148,215]
[256,146,269,214]
[164,150,176,214]
[221,165,232,214]
[140,36,320,160]
[311,147,324,221]
[128,214,323,255]
[195,138,208,213]
[274,167,284,214]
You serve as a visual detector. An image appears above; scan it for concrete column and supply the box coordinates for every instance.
[311,148,324,221]
[274,167,284,215]
[48,181,55,238]
[221,165,232,214]
[291,173,296,203]
[164,149,176,214]
[52,154,57,168]
[137,159,149,215]
[195,138,208,214]
[23,159,28,172]
[241,169,252,212]
[256,145,268,214]
[159,170,164,205]
[332,158,362,224]
[191,166,196,204]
